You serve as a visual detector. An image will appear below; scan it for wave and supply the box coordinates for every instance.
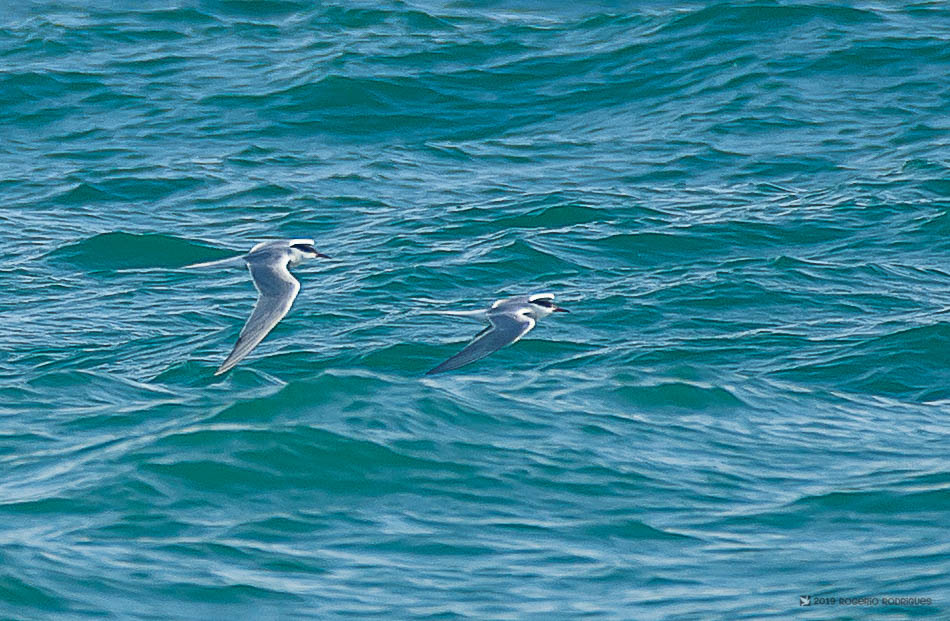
[773,323,950,401]
[610,380,746,410]
[48,232,234,270]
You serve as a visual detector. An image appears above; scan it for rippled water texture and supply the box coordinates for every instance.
[3,1,950,618]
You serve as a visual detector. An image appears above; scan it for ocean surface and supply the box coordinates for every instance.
[3,1,949,618]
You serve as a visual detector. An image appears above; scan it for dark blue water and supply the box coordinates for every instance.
[3,1,949,618]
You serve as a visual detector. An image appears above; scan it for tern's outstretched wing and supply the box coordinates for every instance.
[426,312,535,375]
[215,253,300,375]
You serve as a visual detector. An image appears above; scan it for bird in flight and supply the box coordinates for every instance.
[426,293,569,375]
[186,239,329,375]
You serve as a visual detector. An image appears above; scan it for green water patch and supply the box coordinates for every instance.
[136,7,220,25]
[665,3,881,39]
[579,518,697,542]
[48,173,206,205]
[317,5,455,30]
[208,374,392,425]
[459,204,608,234]
[136,424,456,494]
[204,73,465,116]
[725,487,950,532]
[0,575,65,614]
[466,238,583,276]
[773,323,950,400]
[211,0,309,19]
[0,70,104,106]
[48,232,234,271]
[793,488,950,515]
[610,380,747,411]
[51,182,120,205]
[595,231,724,264]
[153,580,298,605]
[25,369,180,416]
[95,175,206,202]
[357,342,446,376]
[0,495,101,516]
[192,182,295,207]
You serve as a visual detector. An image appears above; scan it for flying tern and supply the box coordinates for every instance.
[186,239,329,375]
[426,293,569,375]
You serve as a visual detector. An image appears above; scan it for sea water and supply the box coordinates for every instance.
[2,1,949,618]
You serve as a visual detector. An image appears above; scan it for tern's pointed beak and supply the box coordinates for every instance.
[314,252,331,259]
[554,306,570,313]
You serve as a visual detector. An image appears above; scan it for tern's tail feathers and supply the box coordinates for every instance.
[421,309,490,321]
[184,255,246,269]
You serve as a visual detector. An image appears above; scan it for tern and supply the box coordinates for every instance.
[425,293,569,375]
[186,239,329,375]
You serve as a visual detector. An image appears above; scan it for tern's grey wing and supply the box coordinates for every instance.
[214,254,300,375]
[426,312,535,375]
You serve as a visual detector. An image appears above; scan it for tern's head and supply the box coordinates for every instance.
[288,239,330,264]
[526,293,570,319]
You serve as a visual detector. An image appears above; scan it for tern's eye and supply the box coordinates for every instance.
[291,243,316,253]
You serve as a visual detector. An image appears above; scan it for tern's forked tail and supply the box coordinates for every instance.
[184,255,246,269]
[420,309,490,322]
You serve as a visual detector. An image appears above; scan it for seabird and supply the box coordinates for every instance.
[426,293,569,375]
[186,239,329,375]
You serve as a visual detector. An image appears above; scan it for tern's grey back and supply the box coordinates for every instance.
[489,295,531,315]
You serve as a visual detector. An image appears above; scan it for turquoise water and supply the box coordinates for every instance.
[4,1,950,618]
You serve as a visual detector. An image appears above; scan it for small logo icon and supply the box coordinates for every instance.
[800,596,811,606]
